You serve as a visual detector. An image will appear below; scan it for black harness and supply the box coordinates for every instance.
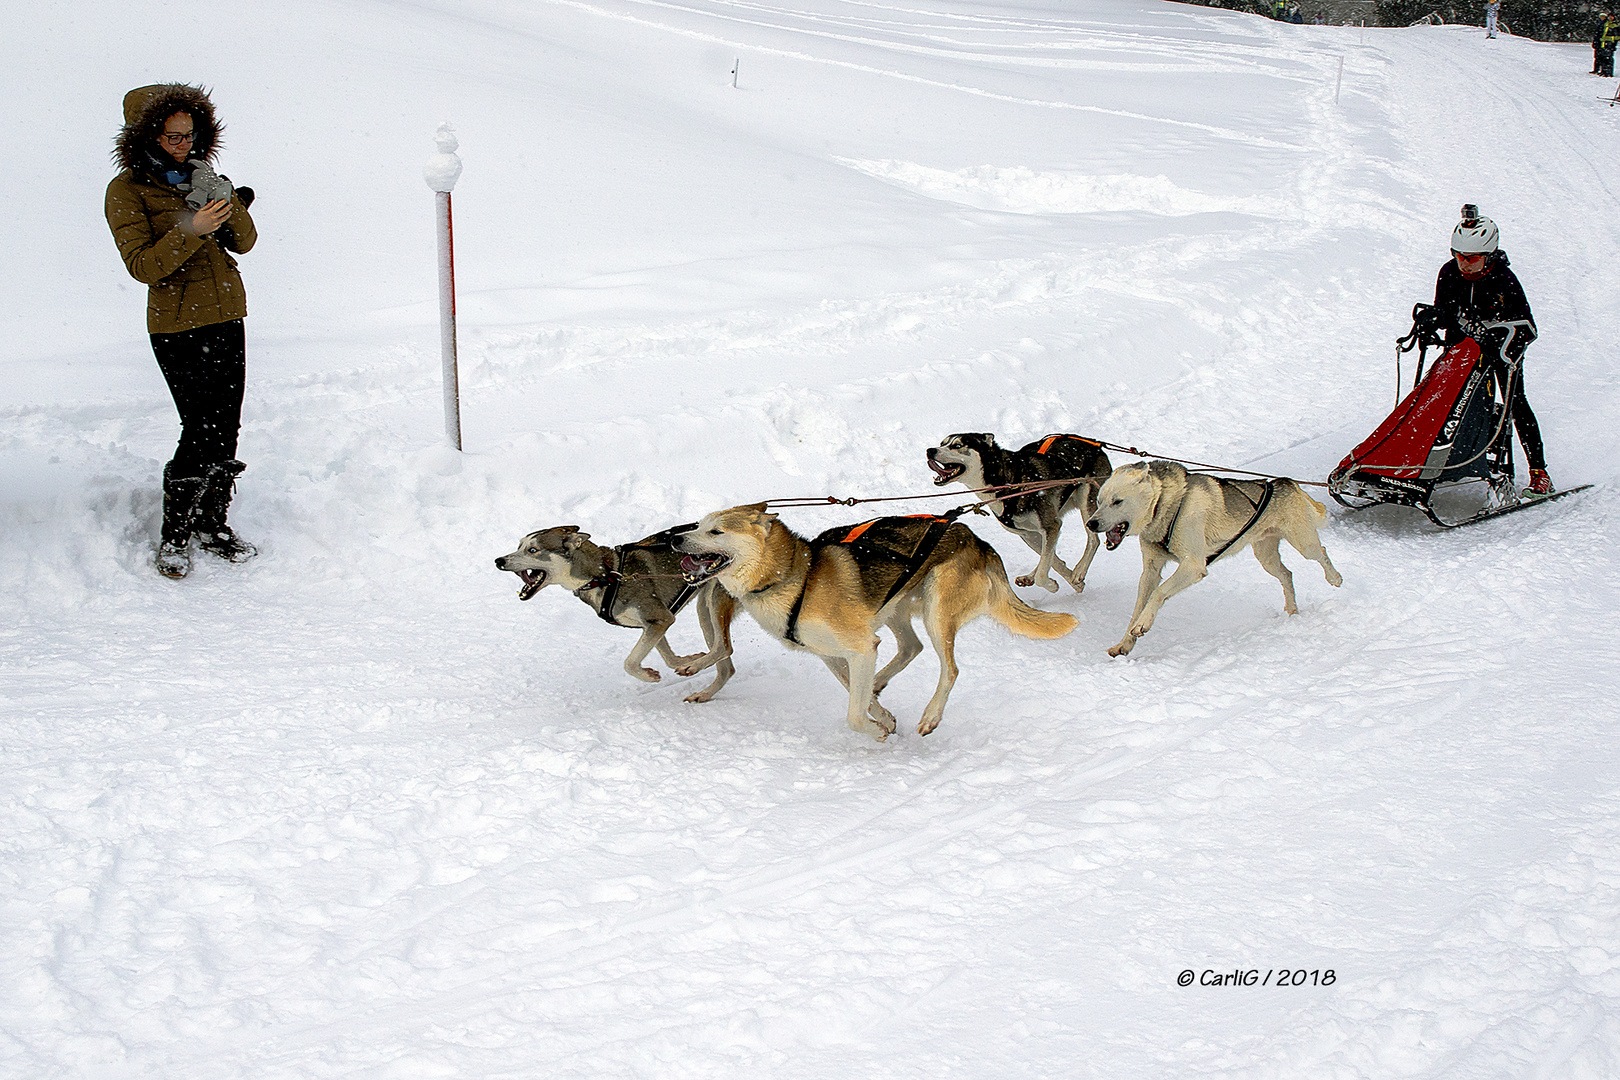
[576,540,701,627]
[1157,479,1277,568]
[764,514,959,646]
[988,434,1098,527]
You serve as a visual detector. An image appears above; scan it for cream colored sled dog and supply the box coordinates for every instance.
[673,505,1076,739]
[1085,460,1343,657]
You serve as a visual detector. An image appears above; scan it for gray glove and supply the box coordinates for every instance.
[183,158,235,210]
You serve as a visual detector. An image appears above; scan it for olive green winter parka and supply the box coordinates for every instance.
[105,84,257,335]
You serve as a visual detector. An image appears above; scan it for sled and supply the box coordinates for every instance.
[1328,304,1588,528]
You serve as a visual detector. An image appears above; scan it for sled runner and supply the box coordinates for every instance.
[1328,304,1589,528]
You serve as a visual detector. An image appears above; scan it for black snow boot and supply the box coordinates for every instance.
[194,459,258,563]
[157,463,206,579]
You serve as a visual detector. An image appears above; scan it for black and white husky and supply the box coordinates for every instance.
[927,433,1112,593]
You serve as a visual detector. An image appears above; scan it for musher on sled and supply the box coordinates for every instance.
[1329,206,1567,527]
[1428,205,1552,499]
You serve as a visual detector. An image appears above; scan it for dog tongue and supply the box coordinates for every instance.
[1105,524,1127,551]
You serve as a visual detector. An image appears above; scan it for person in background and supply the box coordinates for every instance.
[1484,0,1500,38]
[1431,206,1553,500]
[1598,13,1618,77]
[106,84,259,579]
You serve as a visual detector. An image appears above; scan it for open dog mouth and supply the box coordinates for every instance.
[1104,523,1127,551]
[927,456,965,486]
[514,568,546,600]
[679,552,731,584]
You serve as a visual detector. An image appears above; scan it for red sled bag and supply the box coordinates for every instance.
[1329,303,1521,527]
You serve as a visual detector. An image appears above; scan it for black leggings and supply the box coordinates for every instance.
[1510,386,1546,472]
[1491,360,1546,473]
[151,319,245,476]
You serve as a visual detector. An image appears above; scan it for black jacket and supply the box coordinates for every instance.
[1432,251,1536,363]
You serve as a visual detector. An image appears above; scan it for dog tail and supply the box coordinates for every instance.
[984,551,1077,640]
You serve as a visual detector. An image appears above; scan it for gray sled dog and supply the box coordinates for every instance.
[926,433,1112,593]
[673,505,1076,739]
[495,526,736,703]
[1085,460,1343,657]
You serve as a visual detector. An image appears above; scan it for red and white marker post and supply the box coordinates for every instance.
[425,123,464,450]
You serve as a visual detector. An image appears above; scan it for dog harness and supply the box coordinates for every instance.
[577,541,701,627]
[766,514,958,646]
[1034,433,1102,455]
[989,434,1101,527]
[1157,479,1277,567]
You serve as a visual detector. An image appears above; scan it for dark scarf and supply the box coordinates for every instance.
[142,148,193,190]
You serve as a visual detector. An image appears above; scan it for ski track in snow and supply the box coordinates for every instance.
[4,2,1620,1077]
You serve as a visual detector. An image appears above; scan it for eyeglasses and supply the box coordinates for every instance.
[159,131,196,146]
[1453,251,1488,263]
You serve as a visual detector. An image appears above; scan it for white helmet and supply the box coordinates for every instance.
[1452,204,1499,254]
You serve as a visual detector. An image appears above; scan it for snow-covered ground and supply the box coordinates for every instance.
[4,1,1619,1076]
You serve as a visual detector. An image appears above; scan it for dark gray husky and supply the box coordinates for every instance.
[496,525,736,702]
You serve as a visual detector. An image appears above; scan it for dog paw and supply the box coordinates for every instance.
[632,667,661,683]
[1108,639,1135,658]
[1015,574,1034,587]
[1068,577,1086,594]
[1327,570,1343,587]
[1128,620,1150,639]
[849,715,892,741]
[917,715,942,736]
[683,689,716,703]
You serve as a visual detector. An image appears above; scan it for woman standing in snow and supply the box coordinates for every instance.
[106,84,258,579]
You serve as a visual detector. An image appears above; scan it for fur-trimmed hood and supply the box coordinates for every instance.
[113,83,222,174]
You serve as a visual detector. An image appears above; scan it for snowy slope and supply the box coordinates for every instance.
[3,1,1620,1077]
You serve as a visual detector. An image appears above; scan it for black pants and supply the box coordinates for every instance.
[150,319,246,476]
[1510,386,1546,472]
[1489,359,1546,473]
[1600,48,1616,77]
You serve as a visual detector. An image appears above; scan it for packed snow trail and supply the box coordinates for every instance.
[3,2,1619,1078]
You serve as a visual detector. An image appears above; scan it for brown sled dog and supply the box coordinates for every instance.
[673,505,1076,739]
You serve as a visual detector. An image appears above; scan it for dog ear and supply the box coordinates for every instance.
[562,528,590,550]
[979,433,998,447]
[745,502,779,526]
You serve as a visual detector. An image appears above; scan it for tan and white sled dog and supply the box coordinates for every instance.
[673,505,1076,739]
[495,526,737,703]
[1085,460,1343,657]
